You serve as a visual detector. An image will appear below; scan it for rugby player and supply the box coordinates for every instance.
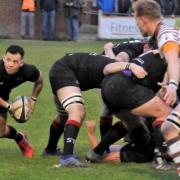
[45,52,148,167]
[133,0,180,176]
[99,39,151,141]
[43,39,150,158]
[86,120,156,164]
[86,51,172,168]
[0,45,43,158]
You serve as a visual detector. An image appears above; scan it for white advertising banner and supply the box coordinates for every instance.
[98,11,176,39]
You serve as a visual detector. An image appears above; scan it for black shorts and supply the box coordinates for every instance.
[49,61,79,94]
[101,72,155,112]
[120,143,154,163]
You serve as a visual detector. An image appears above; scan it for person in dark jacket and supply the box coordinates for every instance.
[40,0,59,40]
[63,0,83,41]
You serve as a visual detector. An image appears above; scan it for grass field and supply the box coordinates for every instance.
[0,39,178,180]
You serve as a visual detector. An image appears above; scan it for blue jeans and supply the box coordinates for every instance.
[20,11,35,38]
[66,17,79,41]
[42,10,56,40]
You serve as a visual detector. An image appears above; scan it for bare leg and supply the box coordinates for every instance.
[131,96,172,118]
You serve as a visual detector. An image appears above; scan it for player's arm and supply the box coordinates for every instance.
[161,41,179,105]
[31,71,43,100]
[115,52,130,62]
[103,62,147,79]
[104,42,116,59]
[0,98,11,110]
[104,42,130,62]
[30,71,43,111]
[86,121,99,148]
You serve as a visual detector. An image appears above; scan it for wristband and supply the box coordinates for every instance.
[31,96,37,102]
[125,63,131,70]
[169,83,178,90]
[168,80,178,90]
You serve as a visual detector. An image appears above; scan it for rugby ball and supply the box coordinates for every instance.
[11,96,32,123]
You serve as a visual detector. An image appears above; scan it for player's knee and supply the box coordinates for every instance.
[67,106,86,123]
[161,121,179,140]
[56,113,68,126]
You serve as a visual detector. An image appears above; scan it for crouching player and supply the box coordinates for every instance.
[0,45,43,157]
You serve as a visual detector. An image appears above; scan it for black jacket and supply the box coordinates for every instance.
[63,0,83,17]
[40,0,59,12]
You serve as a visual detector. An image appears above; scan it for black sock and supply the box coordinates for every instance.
[152,119,167,153]
[46,120,64,152]
[94,121,127,155]
[99,116,113,139]
[5,125,23,143]
[63,120,80,156]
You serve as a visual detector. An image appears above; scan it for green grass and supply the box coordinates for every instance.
[0,39,178,180]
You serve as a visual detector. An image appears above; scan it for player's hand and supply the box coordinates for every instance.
[130,63,148,79]
[158,83,177,106]
[8,103,17,115]
[104,42,114,50]
[86,120,96,134]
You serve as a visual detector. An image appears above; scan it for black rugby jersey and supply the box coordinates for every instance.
[0,60,40,98]
[131,51,167,92]
[50,53,115,91]
[102,40,145,60]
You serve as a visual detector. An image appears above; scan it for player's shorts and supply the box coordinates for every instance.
[120,143,154,163]
[49,58,79,94]
[101,72,155,112]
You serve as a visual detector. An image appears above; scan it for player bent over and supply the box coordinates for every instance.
[0,45,43,157]
[43,40,150,157]
[45,52,147,167]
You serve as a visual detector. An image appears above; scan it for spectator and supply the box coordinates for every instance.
[40,0,59,40]
[63,0,83,41]
[97,0,115,13]
[20,0,37,39]
[117,0,131,14]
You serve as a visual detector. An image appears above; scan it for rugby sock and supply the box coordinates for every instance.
[99,116,113,138]
[63,120,80,155]
[94,121,127,155]
[167,136,180,176]
[166,111,180,129]
[153,119,167,153]
[46,120,64,152]
[5,125,23,143]
[100,116,113,153]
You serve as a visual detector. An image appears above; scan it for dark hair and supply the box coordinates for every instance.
[6,45,25,58]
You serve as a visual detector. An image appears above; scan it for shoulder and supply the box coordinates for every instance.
[21,64,40,81]
[157,24,179,48]
[22,64,39,73]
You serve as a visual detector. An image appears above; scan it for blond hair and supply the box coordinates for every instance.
[133,0,161,20]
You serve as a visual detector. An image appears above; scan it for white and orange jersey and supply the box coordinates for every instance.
[157,24,179,56]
